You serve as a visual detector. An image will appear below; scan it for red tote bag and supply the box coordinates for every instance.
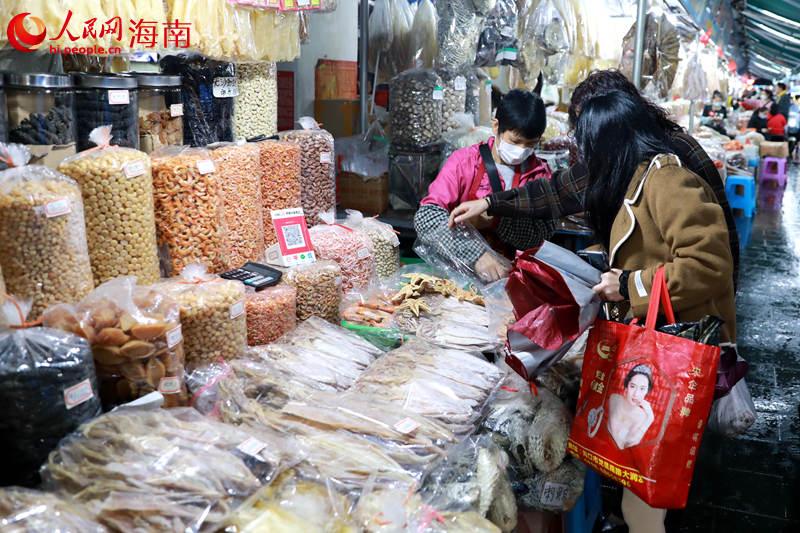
[567,268,720,509]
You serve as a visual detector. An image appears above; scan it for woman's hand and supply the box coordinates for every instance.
[592,269,625,302]
[475,252,508,282]
[449,198,490,228]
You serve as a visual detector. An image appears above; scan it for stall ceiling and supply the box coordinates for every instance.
[739,0,800,78]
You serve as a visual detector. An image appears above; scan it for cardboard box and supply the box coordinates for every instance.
[338,171,388,215]
[314,99,360,139]
[315,60,357,101]
[759,141,789,158]
[28,143,76,169]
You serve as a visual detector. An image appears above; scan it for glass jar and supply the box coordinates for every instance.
[73,74,138,151]
[0,78,7,143]
[5,73,75,146]
[135,74,184,153]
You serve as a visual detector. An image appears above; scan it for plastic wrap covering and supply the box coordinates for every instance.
[344,210,400,278]
[368,0,394,72]
[620,11,680,100]
[0,145,94,319]
[157,264,247,366]
[475,0,519,67]
[383,0,415,77]
[151,146,227,276]
[411,0,439,69]
[309,214,376,292]
[352,337,505,433]
[390,69,444,150]
[255,140,302,247]
[0,89,6,143]
[42,408,291,532]
[160,55,235,146]
[542,136,579,166]
[251,10,300,62]
[278,124,336,227]
[389,142,446,210]
[460,66,482,124]
[43,276,188,409]
[441,113,493,163]
[283,260,342,324]
[0,488,106,532]
[682,52,707,103]
[420,435,517,532]
[167,0,254,61]
[279,317,383,373]
[210,143,266,269]
[246,285,297,346]
[0,317,100,487]
[336,125,390,177]
[58,127,160,286]
[234,62,278,139]
[435,67,468,132]
[518,0,575,86]
[707,378,756,437]
[437,1,484,70]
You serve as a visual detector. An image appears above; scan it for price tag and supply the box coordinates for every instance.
[166,325,182,348]
[297,0,310,6]
[64,379,94,410]
[124,160,146,178]
[158,376,182,394]
[213,77,239,98]
[237,437,267,457]
[394,417,420,434]
[505,48,518,61]
[197,159,216,174]
[540,482,570,507]
[45,197,71,218]
[108,89,130,105]
[500,26,515,38]
[320,152,332,164]
[473,88,480,97]
[391,233,400,247]
[170,103,184,117]
[357,248,370,259]
[454,76,467,91]
[230,299,245,320]
[432,86,444,100]
[485,81,492,95]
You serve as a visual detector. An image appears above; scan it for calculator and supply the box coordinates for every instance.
[220,262,282,289]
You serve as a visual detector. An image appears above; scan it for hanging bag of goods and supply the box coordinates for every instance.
[151,146,228,276]
[43,276,188,409]
[389,69,444,150]
[253,139,302,248]
[309,213,375,292]
[278,119,335,227]
[568,268,722,509]
[0,144,94,319]
[58,125,160,286]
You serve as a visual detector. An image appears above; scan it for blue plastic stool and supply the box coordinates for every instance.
[725,175,757,218]
[565,468,602,533]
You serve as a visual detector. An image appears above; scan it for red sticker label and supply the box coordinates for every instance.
[44,197,71,218]
[166,325,182,348]
[158,376,182,394]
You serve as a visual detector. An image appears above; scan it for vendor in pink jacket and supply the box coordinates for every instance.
[414,89,556,282]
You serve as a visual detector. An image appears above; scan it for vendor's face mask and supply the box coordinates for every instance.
[496,136,535,165]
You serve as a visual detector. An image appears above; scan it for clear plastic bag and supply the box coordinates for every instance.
[254,140,302,247]
[437,0,485,70]
[411,0,439,69]
[283,260,342,324]
[278,316,383,370]
[251,9,301,62]
[58,126,160,286]
[167,0,257,61]
[0,488,106,532]
[157,263,247,366]
[460,66,482,124]
[619,10,680,100]
[43,276,188,410]
[246,284,297,346]
[515,456,586,512]
[369,0,394,72]
[344,210,400,279]
[389,69,444,149]
[474,0,519,67]
[435,67,468,132]
[707,378,757,437]
[0,144,93,319]
[234,62,278,139]
[682,51,707,103]
[441,113,493,162]
[309,213,376,292]
[518,0,575,86]
[151,146,228,276]
[383,0,416,77]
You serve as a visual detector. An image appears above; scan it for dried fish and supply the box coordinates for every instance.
[0,488,107,533]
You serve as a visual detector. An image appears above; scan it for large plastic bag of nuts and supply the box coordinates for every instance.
[43,276,188,410]
[58,126,160,286]
[0,294,101,487]
[157,263,247,367]
[389,69,444,150]
[435,66,468,132]
[209,142,266,269]
[343,209,400,279]
[233,62,278,139]
[245,284,297,346]
[151,146,228,276]
[310,212,376,292]
[278,119,335,227]
[282,260,342,324]
[253,139,302,247]
[0,143,94,319]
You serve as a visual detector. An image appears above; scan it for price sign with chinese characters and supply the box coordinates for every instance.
[265,208,316,267]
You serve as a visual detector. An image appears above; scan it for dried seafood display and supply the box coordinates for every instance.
[0,488,106,533]
[342,294,396,328]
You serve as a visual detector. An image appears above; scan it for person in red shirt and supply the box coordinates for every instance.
[767,102,787,140]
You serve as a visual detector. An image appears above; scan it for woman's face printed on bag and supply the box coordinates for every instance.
[626,374,650,406]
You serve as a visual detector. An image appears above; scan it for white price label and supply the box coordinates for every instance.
[454,76,467,91]
[485,81,492,95]
[64,379,94,409]
[473,88,480,97]
[394,417,420,434]
[108,89,130,105]
[170,103,184,117]
[320,152,332,164]
[391,233,400,247]
[44,197,71,218]
[500,26,515,38]
[166,325,183,348]
[230,299,245,319]
[357,248,370,259]
[237,437,267,457]
[540,482,570,507]
[197,159,216,174]
[432,87,444,100]
[297,0,310,5]
[158,376,182,394]
[213,77,239,98]
[124,160,146,178]
[505,48,518,61]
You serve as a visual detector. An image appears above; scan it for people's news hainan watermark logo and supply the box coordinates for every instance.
[6,11,191,54]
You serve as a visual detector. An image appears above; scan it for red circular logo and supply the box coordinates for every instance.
[7,13,46,53]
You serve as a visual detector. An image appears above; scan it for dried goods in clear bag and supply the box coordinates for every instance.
[234,62,278,139]
[246,284,297,346]
[437,0,485,70]
[151,146,228,276]
[283,260,342,324]
[474,0,519,67]
[410,0,439,69]
[310,214,375,292]
[251,9,301,62]
[58,126,160,286]
[254,140,302,247]
[619,10,680,100]
[0,144,94,319]
[157,264,247,366]
[43,276,188,410]
[368,0,394,72]
[278,122,336,227]
[389,69,444,149]
[167,0,257,61]
[460,65,482,124]
[210,142,266,269]
[135,74,183,154]
[518,0,575,86]
[383,0,416,77]
[441,113,493,163]
[343,210,400,279]
[435,67,468,132]
[0,488,107,532]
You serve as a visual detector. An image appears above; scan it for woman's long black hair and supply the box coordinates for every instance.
[574,90,674,248]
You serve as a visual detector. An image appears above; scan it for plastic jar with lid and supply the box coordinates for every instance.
[73,74,138,151]
[5,73,76,147]
[135,74,184,153]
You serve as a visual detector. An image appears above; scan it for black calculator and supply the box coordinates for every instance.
[221,262,282,289]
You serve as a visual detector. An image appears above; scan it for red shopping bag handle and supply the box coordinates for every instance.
[645,267,676,331]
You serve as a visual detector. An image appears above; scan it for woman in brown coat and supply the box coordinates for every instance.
[578,90,735,532]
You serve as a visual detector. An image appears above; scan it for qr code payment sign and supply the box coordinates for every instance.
[282,223,306,249]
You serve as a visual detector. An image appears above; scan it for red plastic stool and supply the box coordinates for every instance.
[759,156,787,189]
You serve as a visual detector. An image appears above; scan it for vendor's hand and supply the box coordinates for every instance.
[449,198,490,228]
[592,269,624,302]
[471,212,495,229]
[475,252,508,282]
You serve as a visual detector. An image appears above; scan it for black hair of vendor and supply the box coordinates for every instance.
[496,89,546,140]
